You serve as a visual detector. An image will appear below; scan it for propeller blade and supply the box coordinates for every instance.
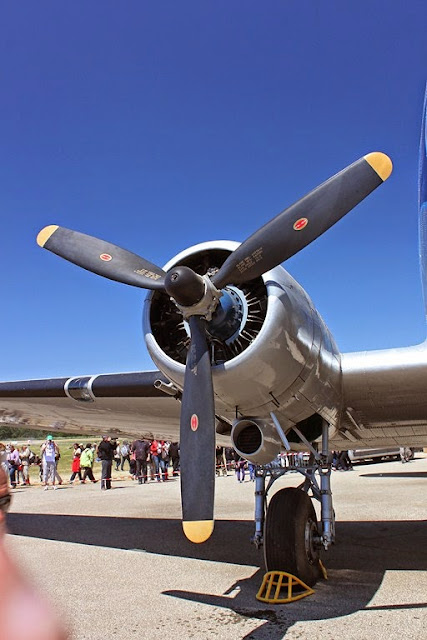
[180,315,216,543]
[213,152,392,289]
[37,225,166,290]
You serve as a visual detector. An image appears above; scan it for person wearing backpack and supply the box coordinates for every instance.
[120,441,130,471]
[131,439,150,484]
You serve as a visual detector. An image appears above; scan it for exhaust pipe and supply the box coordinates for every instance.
[231,418,282,465]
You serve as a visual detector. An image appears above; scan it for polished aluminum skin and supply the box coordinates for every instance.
[145,241,341,440]
[339,342,427,448]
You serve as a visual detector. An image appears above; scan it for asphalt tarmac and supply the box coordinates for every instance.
[4,454,427,640]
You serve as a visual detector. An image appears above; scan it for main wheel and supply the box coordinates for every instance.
[264,487,321,587]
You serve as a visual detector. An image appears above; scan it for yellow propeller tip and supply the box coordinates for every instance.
[37,225,59,247]
[364,152,393,181]
[182,520,214,543]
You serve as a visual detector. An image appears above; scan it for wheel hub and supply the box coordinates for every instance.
[304,518,320,565]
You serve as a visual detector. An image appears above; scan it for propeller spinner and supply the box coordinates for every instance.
[37,151,392,543]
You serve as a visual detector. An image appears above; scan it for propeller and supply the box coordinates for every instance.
[37,150,392,543]
[180,316,216,543]
[36,225,166,290]
[212,152,392,289]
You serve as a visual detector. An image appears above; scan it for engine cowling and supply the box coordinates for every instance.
[143,240,342,434]
[231,418,282,464]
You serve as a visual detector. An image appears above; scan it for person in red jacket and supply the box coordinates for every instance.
[69,443,82,484]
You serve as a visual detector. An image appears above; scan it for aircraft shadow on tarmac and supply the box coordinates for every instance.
[6,513,427,639]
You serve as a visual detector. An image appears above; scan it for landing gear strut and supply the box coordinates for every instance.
[251,419,334,587]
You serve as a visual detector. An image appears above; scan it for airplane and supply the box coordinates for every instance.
[1,89,427,589]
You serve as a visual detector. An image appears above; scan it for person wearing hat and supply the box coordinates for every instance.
[41,435,60,490]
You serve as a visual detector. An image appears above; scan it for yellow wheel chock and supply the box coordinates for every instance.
[256,571,315,604]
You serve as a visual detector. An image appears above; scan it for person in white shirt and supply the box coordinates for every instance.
[41,435,60,490]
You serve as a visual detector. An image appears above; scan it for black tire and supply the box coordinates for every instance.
[264,487,321,587]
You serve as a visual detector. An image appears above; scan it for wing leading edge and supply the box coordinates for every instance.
[0,371,182,440]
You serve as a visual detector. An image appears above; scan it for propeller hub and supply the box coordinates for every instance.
[164,266,205,307]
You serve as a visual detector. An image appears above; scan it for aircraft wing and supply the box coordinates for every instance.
[336,343,427,449]
[0,370,182,440]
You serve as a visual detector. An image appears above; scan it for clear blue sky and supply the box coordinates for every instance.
[1,1,427,380]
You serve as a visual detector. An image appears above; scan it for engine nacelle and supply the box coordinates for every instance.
[144,240,342,434]
[231,418,282,465]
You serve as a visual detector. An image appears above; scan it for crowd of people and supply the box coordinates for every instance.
[331,450,353,471]
[0,438,367,492]
[0,437,183,491]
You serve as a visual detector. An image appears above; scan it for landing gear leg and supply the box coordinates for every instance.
[252,418,335,586]
[251,473,266,549]
[319,419,335,550]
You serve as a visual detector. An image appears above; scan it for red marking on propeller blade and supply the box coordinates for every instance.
[190,414,199,431]
[293,217,308,231]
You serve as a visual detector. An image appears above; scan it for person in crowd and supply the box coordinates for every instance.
[41,436,60,490]
[169,441,180,476]
[235,455,246,483]
[150,439,162,482]
[400,446,412,463]
[15,449,26,486]
[225,447,235,472]
[54,444,63,485]
[33,453,43,482]
[216,446,228,476]
[216,446,224,476]
[7,445,20,489]
[129,449,137,479]
[120,440,131,471]
[114,440,121,471]
[97,435,116,490]
[248,461,256,481]
[80,443,97,483]
[337,450,353,471]
[69,443,82,484]
[331,450,339,470]
[145,440,156,481]
[19,443,33,485]
[159,440,170,481]
[0,443,8,478]
[131,438,150,484]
